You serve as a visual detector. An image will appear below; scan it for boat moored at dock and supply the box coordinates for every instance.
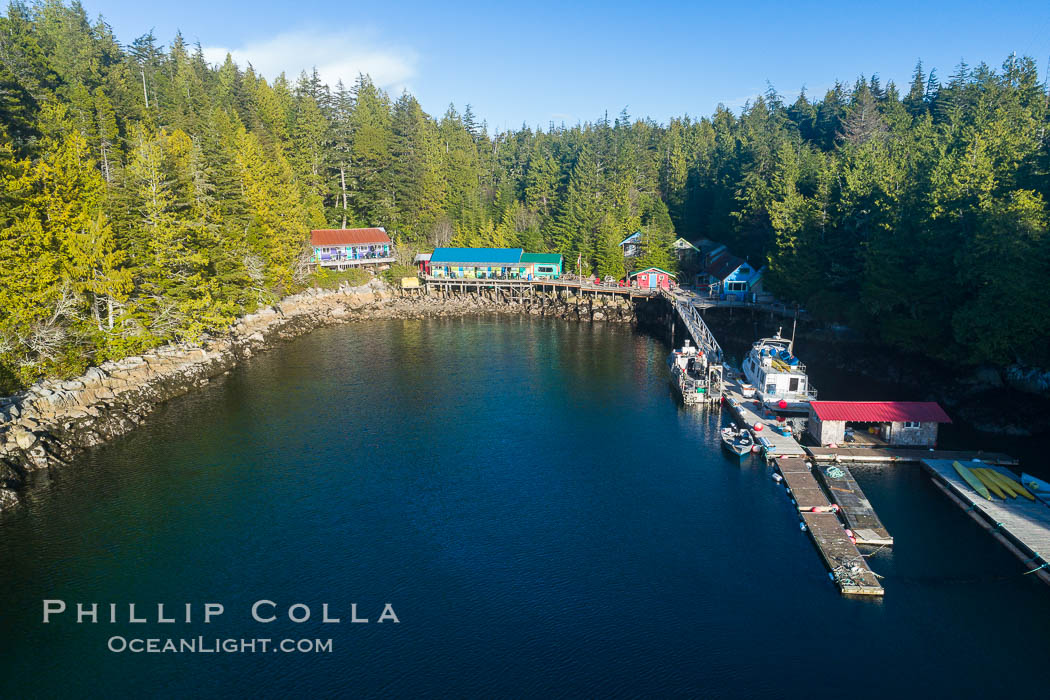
[720,423,754,458]
[742,328,816,413]
[667,340,711,404]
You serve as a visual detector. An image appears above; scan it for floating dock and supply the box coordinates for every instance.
[812,463,893,546]
[774,458,884,596]
[809,447,1018,466]
[778,457,831,510]
[922,459,1050,586]
[723,379,806,458]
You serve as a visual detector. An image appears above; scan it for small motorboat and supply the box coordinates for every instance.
[721,423,754,458]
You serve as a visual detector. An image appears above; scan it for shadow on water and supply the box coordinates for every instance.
[0,316,1047,698]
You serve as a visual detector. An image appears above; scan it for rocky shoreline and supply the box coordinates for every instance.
[0,280,643,513]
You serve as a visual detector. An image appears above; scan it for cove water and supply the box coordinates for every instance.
[0,318,1046,698]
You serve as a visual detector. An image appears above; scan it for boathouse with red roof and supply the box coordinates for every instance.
[807,401,951,447]
[310,228,394,269]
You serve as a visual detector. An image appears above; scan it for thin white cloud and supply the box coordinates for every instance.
[202,28,418,91]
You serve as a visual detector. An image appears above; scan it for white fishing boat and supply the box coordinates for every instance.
[667,339,709,404]
[741,328,816,413]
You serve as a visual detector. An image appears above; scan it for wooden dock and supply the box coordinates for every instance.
[777,457,831,510]
[801,512,885,596]
[812,463,893,546]
[723,381,807,458]
[424,276,657,299]
[922,459,1050,586]
[808,447,1018,466]
[773,458,884,596]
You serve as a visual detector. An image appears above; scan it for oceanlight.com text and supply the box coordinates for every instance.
[107,637,334,654]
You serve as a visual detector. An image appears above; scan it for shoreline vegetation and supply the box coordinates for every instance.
[0,279,643,512]
[2,2,1050,397]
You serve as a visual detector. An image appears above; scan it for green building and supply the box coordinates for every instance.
[521,253,563,279]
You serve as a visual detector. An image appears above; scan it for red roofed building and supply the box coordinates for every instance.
[807,401,951,447]
[310,228,394,269]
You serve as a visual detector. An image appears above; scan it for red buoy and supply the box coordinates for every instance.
[778,399,788,409]
[753,423,763,432]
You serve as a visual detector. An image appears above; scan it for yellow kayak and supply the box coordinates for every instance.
[972,468,1006,499]
[953,462,991,500]
[978,469,1016,498]
[985,469,1035,501]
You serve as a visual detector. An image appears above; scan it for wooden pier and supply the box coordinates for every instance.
[424,276,656,299]
[809,447,1018,466]
[774,458,884,596]
[777,457,832,510]
[922,459,1050,586]
[801,512,885,596]
[812,463,893,546]
[722,381,807,458]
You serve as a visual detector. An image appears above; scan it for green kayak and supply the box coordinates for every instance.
[953,461,991,500]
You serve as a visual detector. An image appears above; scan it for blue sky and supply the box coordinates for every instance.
[84,0,1050,132]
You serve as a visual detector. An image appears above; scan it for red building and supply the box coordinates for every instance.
[629,267,676,290]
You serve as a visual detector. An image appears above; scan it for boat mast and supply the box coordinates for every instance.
[789,305,798,354]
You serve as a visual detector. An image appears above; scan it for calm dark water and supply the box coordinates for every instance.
[0,318,1047,698]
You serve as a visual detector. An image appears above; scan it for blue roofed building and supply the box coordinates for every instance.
[619,231,643,258]
[429,247,526,279]
[703,253,764,301]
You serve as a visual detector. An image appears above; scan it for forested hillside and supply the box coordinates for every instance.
[1,1,1049,392]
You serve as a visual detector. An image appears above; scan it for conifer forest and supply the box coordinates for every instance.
[1,1,1049,389]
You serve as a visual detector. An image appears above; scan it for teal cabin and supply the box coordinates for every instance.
[429,248,526,278]
[520,253,563,279]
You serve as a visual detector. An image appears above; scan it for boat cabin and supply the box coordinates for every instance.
[743,334,813,406]
[807,401,951,447]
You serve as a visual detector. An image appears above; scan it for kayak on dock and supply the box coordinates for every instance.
[953,461,991,500]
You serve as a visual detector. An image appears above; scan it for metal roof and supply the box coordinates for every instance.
[809,401,952,423]
[520,253,563,265]
[430,247,523,264]
[619,231,642,246]
[704,253,747,281]
[310,228,390,246]
[413,253,432,262]
[629,267,677,278]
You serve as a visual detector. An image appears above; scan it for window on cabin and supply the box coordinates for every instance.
[740,266,750,274]
[903,421,920,429]
[727,282,747,292]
